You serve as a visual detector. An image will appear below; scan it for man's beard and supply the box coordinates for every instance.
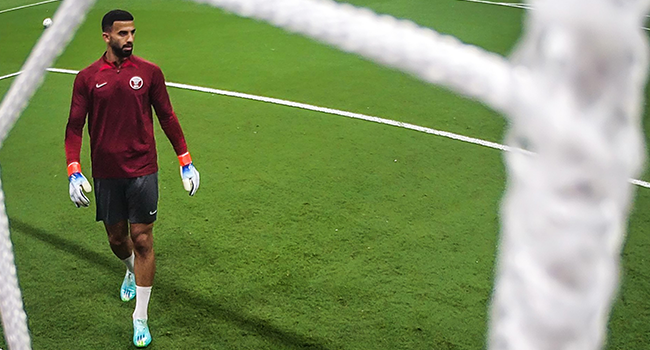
[110,40,133,58]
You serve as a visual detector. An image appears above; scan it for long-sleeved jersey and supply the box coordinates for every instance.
[65,54,187,179]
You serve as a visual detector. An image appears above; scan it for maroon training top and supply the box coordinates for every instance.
[65,54,187,179]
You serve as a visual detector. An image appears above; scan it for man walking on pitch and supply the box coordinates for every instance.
[65,9,200,348]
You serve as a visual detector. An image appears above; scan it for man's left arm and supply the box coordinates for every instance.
[150,67,200,196]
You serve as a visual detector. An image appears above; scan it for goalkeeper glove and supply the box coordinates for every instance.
[178,152,200,196]
[68,162,92,207]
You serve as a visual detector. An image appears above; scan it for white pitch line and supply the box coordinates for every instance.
[46,67,78,75]
[0,72,23,81]
[4,68,650,189]
[166,81,516,152]
[459,0,650,19]
[0,0,59,15]
[458,0,532,10]
[459,0,650,32]
[630,179,650,188]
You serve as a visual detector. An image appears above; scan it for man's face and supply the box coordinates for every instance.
[103,21,135,58]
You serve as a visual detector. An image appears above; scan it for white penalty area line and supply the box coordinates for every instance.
[458,0,650,31]
[458,0,531,10]
[166,81,515,152]
[0,0,59,15]
[0,71,23,81]
[3,67,650,189]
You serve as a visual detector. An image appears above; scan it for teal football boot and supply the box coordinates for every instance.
[120,271,136,302]
[133,318,152,347]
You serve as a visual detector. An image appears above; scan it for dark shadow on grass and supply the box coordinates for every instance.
[10,218,330,350]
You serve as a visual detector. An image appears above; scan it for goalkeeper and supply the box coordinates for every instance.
[64,9,200,348]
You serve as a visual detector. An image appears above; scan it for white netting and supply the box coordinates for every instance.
[0,0,648,349]
[0,0,96,349]
[492,0,649,349]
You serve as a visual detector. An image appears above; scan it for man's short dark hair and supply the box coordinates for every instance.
[102,10,133,32]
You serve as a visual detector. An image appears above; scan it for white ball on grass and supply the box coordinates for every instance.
[43,18,53,29]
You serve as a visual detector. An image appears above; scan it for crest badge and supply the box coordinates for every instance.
[129,76,143,90]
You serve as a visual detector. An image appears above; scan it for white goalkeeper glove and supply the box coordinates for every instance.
[178,152,200,196]
[68,162,92,207]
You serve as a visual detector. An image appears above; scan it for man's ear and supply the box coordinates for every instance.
[102,32,110,44]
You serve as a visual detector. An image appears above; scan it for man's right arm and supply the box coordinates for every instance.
[65,73,92,207]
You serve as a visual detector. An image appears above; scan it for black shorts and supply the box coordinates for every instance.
[94,173,159,225]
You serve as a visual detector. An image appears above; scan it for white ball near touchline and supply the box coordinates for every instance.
[43,18,53,29]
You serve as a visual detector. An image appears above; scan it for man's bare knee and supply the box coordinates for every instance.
[105,221,129,244]
[108,234,130,247]
[131,223,154,256]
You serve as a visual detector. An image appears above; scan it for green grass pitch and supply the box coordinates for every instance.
[1,0,649,349]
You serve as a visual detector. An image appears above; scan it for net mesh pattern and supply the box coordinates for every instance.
[0,0,96,349]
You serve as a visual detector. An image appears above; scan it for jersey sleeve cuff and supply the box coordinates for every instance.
[178,152,192,166]
[67,162,82,176]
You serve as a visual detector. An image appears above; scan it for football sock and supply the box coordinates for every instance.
[133,286,152,320]
[122,253,135,274]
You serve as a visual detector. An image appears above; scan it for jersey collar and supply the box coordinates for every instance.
[99,53,138,71]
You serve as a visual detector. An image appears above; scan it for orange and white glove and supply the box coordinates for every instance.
[178,152,200,196]
[67,162,92,207]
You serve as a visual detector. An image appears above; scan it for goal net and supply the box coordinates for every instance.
[1,0,647,349]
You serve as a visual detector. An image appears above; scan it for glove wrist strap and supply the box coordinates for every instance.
[67,162,82,176]
[178,152,192,166]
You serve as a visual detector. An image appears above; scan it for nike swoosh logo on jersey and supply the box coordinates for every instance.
[96,82,107,88]
[149,210,157,215]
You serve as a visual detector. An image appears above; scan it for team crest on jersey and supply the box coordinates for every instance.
[129,76,143,90]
